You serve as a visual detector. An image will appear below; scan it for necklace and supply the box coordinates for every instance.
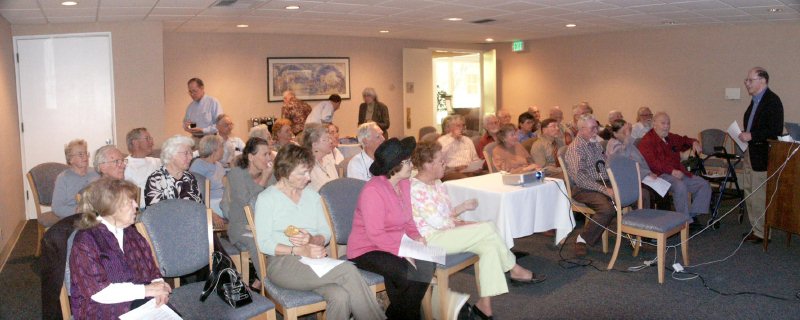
[316,159,331,178]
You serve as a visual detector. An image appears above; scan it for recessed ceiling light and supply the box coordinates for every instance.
[565,23,576,28]
[285,5,300,10]
[662,20,677,25]
[435,50,448,53]
[485,38,494,42]
[379,30,389,33]
[236,24,249,28]
[768,8,782,13]
[445,18,463,21]
[61,1,78,5]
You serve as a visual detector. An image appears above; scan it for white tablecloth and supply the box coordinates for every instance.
[444,173,574,248]
[338,144,361,159]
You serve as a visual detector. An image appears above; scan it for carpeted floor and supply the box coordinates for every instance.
[2,201,799,319]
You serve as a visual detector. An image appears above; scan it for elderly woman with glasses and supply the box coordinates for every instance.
[410,140,544,319]
[190,135,226,219]
[69,178,171,320]
[144,135,202,207]
[53,139,100,218]
[492,124,541,174]
[302,123,339,191]
[348,137,434,320]
[254,144,385,320]
[94,145,128,180]
[357,87,389,138]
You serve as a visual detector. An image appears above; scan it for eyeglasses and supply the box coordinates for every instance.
[744,77,762,84]
[69,152,89,158]
[401,159,412,166]
[138,136,154,142]
[100,158,128,166]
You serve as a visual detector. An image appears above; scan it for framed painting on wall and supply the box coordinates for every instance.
[267,57,350,102]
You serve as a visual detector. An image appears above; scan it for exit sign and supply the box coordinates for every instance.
[512,40,525,52]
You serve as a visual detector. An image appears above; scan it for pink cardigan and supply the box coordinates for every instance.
[347,176,421,259]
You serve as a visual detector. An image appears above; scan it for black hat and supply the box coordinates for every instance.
[369,136,417,176]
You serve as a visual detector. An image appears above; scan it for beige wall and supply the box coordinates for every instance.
[494,22,800,137]
[0,16,24,268]
[12,22,165,148]
[163,32,481,139]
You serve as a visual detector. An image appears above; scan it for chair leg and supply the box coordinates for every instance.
[36,224,45,257]
[473,262,481,294]
[602,230,609,253]
[316,311,326,320]
[632,235,641,257]
[681,225,689,266]
[421,285,433,320]
[657,234,666,284]
[607,231,622,270]
[283,308,298,320]
[437,271,450,320]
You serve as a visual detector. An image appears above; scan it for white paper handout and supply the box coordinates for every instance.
[119,299,182,320]
[727,121,748,152]
[463,159,485,173]
[298,257,346,278]
[398,234,446,265]
[642,175,671,197]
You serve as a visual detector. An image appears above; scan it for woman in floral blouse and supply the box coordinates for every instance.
[144,135,202,207]
[410,140,545,320]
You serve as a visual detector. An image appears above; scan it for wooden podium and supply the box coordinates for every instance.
[764,140,800,250]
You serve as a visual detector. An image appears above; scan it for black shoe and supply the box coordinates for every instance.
[472,305,494,320]
[510,273,546,286]
[457,303,473,320]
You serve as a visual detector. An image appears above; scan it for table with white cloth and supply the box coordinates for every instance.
[337,144,361,159]
[443,173,574,248]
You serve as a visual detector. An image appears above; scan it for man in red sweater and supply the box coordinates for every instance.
[638,112,711,220]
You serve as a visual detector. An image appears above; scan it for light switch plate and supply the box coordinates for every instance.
[725,88,741,100]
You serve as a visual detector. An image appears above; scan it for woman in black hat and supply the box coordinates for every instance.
[347,137,434,320]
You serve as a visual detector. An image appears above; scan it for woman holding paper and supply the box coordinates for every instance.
[348,137,435,320]
[606,119,654,208]
[410,140,544,319]
[254,144,384,320]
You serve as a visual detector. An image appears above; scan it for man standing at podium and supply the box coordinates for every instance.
[739,67,784,243]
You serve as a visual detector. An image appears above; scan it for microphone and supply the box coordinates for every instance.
[595,160,606,174]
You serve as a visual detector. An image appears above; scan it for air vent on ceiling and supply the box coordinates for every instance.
[214,0,238,7]
[471,19,496,24]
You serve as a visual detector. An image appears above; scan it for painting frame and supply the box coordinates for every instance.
[267,57,351,102]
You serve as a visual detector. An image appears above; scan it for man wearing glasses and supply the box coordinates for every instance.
[94,145,128,180]
[631,106,654,139]
[183,78,223,140]
[739,67,784,243]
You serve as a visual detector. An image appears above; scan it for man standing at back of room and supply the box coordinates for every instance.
[183,78,222,141]
[281,90,313,136]
[738,67,784,243]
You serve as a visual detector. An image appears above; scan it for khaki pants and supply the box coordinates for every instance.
[743,150,768,237]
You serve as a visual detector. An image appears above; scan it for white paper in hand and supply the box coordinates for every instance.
[398,234,446,265]
[727,121,748,152]
[642,176,671,197]
[463,159,485,173]
[119,299,182,320]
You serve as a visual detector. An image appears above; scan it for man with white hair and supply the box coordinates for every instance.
[631,107,654,139]
[566,102,593,138]
[496,109,512,126]
[216,114,244,168]
[638,112,711,220]
[438,114,481,179]
[95,145,127,180]
[477,114,500,161]
[124,128,161,206]
[598,110,624,140]
[281,90,312,135]
[347,122,385,181]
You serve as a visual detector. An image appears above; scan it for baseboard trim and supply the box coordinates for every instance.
[0,219,28,274]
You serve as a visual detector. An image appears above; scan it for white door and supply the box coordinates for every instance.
[481,49,497,118]
[15,33,116,219]
[402,48,434,138]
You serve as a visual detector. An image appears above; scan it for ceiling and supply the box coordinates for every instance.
[1,0,799,43]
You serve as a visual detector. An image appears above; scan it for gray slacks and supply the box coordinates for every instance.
[659,173,711,217]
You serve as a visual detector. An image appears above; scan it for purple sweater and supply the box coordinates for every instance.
[69,225,162,320]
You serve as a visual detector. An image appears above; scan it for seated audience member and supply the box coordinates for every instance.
[348,137,434,320]
[496,109,512,126]
[438,115,482,180]
[215,114,244,168]
[530,118,565,178]
[189,135,226,221]
[53,139,100,218]
[271,118,296,150]
[543,106,572,145]
[248,124,273,145]
[631,106,654,139]
[69,178,170,320]
[94,145,128,180]
[305,94,342,124]
[221,137,274,289]
[606,119,653,208]
[410,141,544,319]
[517,112,537,142]
[492,124,540,173]
[144,135,202,207]
[566,102,593,138]
[254,144,385,320]
[124,128,161,207]
[347,122,384,181]
[302,123,338,191]
[527,105,542,124]
[326,123,346,167]
[477,114,501,160]
[638,112,711,220]
[565,114,614,256]
[598,110,623,140]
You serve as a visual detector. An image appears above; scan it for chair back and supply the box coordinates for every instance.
[483,142,498,173]
[27,162,70,206]
[418,126,437,140]
[606,156,642,208]
[318,178,367,257]
[421,132,441,143]
[137,199,213,278]
[699,129,726,156]
[243,204,268,295]
[60,230,78,320]
[556,146,574,194]
[471,135,481,151]
[190,171,211,208]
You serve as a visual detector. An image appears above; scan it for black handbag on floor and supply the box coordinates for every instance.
[200,251,253,308]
